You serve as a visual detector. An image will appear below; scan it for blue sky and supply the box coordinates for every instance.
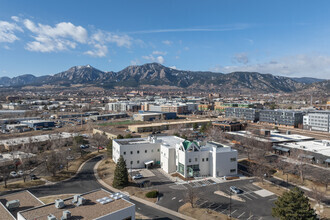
[1,0,330,79]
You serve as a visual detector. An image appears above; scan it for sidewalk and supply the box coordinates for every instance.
[94,159,196,220]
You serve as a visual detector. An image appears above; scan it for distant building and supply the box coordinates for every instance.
[89,113,128,121]
[20,120,55,130]
[303,111,330,132]
[213,121,247,132]
[225,108,260,122]
[259,110,304,128]
[106,102,140,112]
[133,111,177,121]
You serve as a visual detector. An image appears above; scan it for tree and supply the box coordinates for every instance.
[116,134,124,139]
[124,134,133,139]
[107,141,113,158]
[45,151,63,176]
[272,187,317,220]
[112,155,129,189]
[90,133,109,153]
[192,122,198,130]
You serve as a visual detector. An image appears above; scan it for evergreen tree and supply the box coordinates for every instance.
[272,187,317,220]
[192,122,198,130]
[117,134,124,139]
[112,155,128,189]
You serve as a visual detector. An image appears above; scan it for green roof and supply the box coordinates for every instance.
[182,140,198,150]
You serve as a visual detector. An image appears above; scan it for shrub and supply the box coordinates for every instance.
[145,190,158,198]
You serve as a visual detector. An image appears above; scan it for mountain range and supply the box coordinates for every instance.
[0,63,328,93]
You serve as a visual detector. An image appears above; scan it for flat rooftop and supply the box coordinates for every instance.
[19,189,134,220]
[0,190,44,219]
[128,119,213,129]
[227,131,314,143]
[278,140,330,157]
[20,120,54,124]
[115,135,185,147]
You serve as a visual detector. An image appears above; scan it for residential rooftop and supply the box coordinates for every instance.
[19,189,134,220]
[278,140,330,157]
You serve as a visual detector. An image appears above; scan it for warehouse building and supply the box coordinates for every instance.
[20,120,55,130]
[89,113,128,121]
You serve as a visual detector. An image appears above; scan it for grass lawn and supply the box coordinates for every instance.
[97,157,157,203]
[274,171,330,196]
[179,202,233,220]
[43,150,105,182]
[0,179,45,192]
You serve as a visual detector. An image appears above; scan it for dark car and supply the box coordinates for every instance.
[30,174,39,180]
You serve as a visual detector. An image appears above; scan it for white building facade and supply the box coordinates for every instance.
[113,136,237,178]
[303,111,330,132]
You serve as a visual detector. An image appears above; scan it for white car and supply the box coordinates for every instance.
[18,170,24,176]
[132,174,143,180]
[10,171,18,178]
[230,186,242,194]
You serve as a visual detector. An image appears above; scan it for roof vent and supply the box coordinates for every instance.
[72,194,80,204]
[76,196,85,206]
[61,210,71,220]
[48,214,57,220]
[55,199,65,209]
[6,199,20,209]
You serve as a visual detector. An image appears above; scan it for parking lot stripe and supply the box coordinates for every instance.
[241,194,252,200]
[172,197,176,200]
[199,200,208,207]
[247,193,258,199]
[214,205,223,211]
[237,212,245,219]
[241,186,251,192]
[231,209,237,215]
[221,207,229,213]
[207,203,215,208]
[247,215,254,220]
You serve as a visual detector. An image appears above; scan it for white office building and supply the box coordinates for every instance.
[303,111,330,132]
[113,136,237,178]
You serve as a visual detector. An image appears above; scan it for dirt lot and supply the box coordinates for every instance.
[0,179,45,192]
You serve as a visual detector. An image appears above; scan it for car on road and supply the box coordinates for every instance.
[30,174,39,180]
[132,174,143,180]
[10,171,18,178]
[230,186,243,194]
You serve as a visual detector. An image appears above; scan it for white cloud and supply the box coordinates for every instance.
[232,52,249,64]
[84,44,108,57]
[23,19,87,52]
[152,50,167,55]
[11,16,20,22]
[130,59,140,65]
[0,20,23,43]
[91,30,132,48]
[142,54,165,64]
[162,40,172,45]
[212,54,330,79]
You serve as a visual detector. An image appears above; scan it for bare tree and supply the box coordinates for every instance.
[249,150,269,183]
[185,187,198,208]
[0,165,11,188]
[89,133,109,152]
[45,151,62,176]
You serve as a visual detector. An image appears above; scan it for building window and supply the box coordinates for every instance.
[157,149,160,152]
[202,158,205,162]
[206,158,208,161]
[152,149,154,152]
[195,158,198,162]
[137,160,140,164]
[130,161,133,165]
[137,150,139,154]
[145,150,148,153]
[230,158,236,162]
[130,151,133,155]
[123,151,126,155]
[189,159,191,163]
[230,169,236,173]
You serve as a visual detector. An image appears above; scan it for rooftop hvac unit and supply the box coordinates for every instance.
[76,196,85,206]
[72,194,80,203]
[47,214,57,220]
[61,210,71,220]
[6,199,20,209]
[55,199,65,209]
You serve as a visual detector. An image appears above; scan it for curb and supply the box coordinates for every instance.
[93,159,196,220]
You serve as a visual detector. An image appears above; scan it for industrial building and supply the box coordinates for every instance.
[106,102,140,112]
[133,111,177,121]
[212,121,247,132]
[20,120,55,130]
[259,110,303,128]
[0,189,135,220]
[89,113,128,121]
[113,136,237,178]
[303,111,330,132]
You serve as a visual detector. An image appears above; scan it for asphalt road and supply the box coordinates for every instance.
[1,156,183,220]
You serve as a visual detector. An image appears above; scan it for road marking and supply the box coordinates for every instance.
[241,186,252,192]
[247,193,258,199]
[207,202,215,208]
[214,205,222,211]
[231,209,237,215]
[138,207,141,210]
[199,200,208,207]
[237,212,245,219]
[269,197,277,201]
[179,199,183,202]
[172,197,176,200]
[247,215,254,220]
[258,217,263,220]
[241,194,252,200]
[221,207,229,213]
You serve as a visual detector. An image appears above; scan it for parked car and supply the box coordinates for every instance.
[80,145,89,149]
[18,170,24,176]
[132,174,143,180]
[10,171,18,178]
[30,174,39,180]
[230,186,242,194]
[97,146,104,150]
